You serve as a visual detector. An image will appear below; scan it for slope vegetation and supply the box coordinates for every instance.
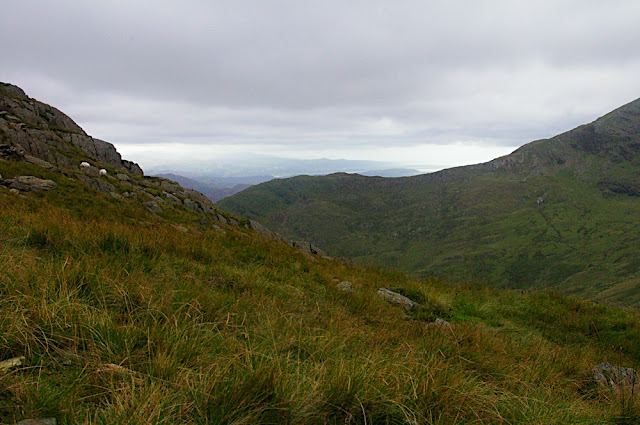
[2,82,640,424]
[220,98,640,305]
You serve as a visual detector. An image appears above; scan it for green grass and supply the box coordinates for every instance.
[3,159,640,423]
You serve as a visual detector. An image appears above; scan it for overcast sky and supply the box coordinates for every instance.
[2,0,640,171]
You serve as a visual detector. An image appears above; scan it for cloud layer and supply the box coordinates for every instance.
[2,1,640,167]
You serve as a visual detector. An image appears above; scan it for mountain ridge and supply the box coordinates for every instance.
[220,96,640,305]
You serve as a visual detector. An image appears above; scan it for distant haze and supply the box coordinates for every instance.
[2,1,640,171]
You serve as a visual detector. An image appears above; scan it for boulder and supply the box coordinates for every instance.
[143,201,162,214]
[377,288,421,310]
[3,176,57,192]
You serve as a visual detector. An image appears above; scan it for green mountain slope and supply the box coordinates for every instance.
[220,98,640,305]
[4,82,640,423]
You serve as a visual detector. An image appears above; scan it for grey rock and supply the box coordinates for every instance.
[17,418,56,425]
[116,173,129,181]
[143,201,162,214]
[591,362,638,388]
[249,219,281,240]
[3,176,57,192]
[337,281,354,292]
[216,214,228,225]
[290,240,326,256]
[137,179,155,188]
[182,187,212,205]
[9,188,19,195]
[229,218,239,226]
[377,288,421,310]
[162,191,181,204]
[122,191,138,200]
[0,143,26,161]
[109,192,125,202]
[183,198,204,213]
[0,82,27,97]
[25,154,55,170]
[160,180,181,193]
[427,318,452,329]
[62,134,143,176]
[82,165,100,177]
[76,174,115,194]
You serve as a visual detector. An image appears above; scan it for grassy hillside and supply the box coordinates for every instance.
[219,98,640,305]
[4,153,640,424]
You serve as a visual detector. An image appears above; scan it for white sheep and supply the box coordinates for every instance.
[80,162,90,168]
[99,169,108,176]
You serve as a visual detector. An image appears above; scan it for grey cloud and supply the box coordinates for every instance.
[1,0,640,161]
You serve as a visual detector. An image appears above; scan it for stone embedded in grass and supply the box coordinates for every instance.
[337,281,354,292]
[591,362,638,389]
[377,288,421,310]
[0,356,25,371]
[426,318,452,329]
[17,418,56,425]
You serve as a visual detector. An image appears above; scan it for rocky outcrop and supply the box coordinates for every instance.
[1,83,142,175]
[2,176,57,192]
[62,134,143,176]
[290,240,326,256]
[76,174,115,195]
[377,288,421,310]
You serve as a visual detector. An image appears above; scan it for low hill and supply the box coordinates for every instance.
[220,98,640,305]
[3,82,640,423]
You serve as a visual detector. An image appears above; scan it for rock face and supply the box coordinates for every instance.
[377,288,421,310]
[62,134,143,176]
[2,176,57,192]
[0,83,142,175]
